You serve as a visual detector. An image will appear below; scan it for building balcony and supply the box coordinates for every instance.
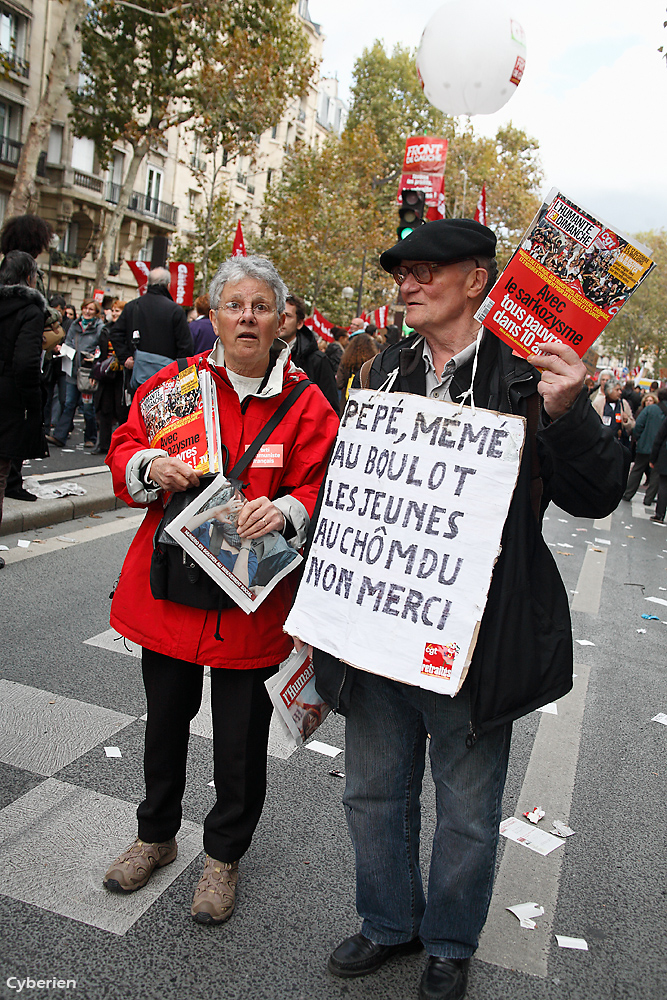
[0,49,29,79]
[105,183,178,227]
[73,170,104,193]
[128,190,178,226]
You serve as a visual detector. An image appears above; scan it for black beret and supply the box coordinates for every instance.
[380,218,497,273]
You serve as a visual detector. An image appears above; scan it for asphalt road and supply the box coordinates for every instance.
[0,492,665,1000]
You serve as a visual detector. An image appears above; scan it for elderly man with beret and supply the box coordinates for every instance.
[314,219,628,1000]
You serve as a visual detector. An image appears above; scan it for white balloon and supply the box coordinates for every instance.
[416,0,527,116]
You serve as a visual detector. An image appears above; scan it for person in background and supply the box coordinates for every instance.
[589,368,613,402]
[324,326,349,379]
[0,251,49,566]
[0,214,61,502]
[622,380,642,417]
[64,305,77,328]
[190,293,217,353]
[622,389,667,505]
[335,332,378,403]
[282,293,339,414]
[91,299,128,455]
[592,376,634,449]
[650,411,667,523]
[383,324,402,348]
[47,299,104,448]
[109,268,194,386]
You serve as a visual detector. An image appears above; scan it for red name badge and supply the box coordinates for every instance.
[249,444,284,467]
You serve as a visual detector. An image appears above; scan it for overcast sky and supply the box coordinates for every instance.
[307,0,667,240]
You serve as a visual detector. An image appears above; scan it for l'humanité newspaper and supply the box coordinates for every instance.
[475,187,656,361]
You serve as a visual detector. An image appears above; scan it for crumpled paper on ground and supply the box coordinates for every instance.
[23,477,87,500]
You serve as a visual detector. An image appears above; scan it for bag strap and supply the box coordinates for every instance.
[359,357,374,389]
[228,379,311,480]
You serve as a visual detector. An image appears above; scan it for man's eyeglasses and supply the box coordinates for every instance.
[221,301,275,317]
[391,259,480,286]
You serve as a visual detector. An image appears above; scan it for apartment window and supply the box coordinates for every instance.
[266,169,272,187]
[271,125,278,139]
[71,136,95,174]
[146,166,163,210]
[0,190,7,226]
[138,237,154,262]
[0,9,26,61]
[0,99,20,140]
[188,190,197,214]
[47,125,63,165]
[59,222,79,256]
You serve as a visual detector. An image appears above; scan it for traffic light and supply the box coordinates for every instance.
[397,189,426,240]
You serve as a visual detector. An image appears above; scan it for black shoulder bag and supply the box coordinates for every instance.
[149,372,311,615]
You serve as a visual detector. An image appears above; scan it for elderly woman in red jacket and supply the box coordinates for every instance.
[103,255,339,925]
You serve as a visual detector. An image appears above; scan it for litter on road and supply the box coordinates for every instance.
[642,614,660,621]
[646,596,667,607]
[550,820,575,838]
[575,639,595,646]
[536,703,558,714]
[104,747,122,758]
[523,807,545,824]
[499,817,565,856]
[556,935,589,951]
[651,713,667,726]
[304,740,343,758]
[507,902,545,929]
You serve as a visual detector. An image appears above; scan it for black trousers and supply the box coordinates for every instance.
[137,648,277,862]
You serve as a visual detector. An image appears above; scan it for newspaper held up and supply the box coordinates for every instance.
[165,471,302,614]
[140,362,217,473]
[475,187,656,362]
[265,645,331,748]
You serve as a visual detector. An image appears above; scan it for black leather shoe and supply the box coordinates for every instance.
[5,487,37,502]
[328,932,423,978]
[419,956,470,1000]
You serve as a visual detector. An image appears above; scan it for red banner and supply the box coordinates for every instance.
[232,220,246,257]
[372,305,389,329]
[169,262,195,307]
[127,260,150,295]
[397,136,448,223]
[474,184,487,227]
[306,309,334,342]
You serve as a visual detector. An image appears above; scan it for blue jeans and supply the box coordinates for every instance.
[53,377,97,444]
[343,669,512,959]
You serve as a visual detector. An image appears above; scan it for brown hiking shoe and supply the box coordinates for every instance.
[191,856,239,925]
[103,837,177,893]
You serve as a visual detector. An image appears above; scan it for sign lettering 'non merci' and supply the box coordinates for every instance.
[285,389,526,696]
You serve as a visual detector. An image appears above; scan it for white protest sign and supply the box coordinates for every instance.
[285,389,525,696]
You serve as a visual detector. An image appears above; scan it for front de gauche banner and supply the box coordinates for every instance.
[285,390,526,696]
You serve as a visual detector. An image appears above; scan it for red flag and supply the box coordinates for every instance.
[474,184,487,227]
[306,309,334,342]
[232,220,246,257]
[168,262,195,308]
[127,260,150,295]
[373,305,389,329]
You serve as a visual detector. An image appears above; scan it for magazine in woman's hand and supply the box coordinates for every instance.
[165,472,302,614]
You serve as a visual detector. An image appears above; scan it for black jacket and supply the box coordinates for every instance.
[650,411,667,475]
[313,331,629,740]
[0,283,49,459]
[110,284,193,364]
[291,325,340,415]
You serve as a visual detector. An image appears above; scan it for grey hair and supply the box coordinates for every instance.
[148,267,171,287]
[209,255,288,313]
[604,377,621,396]
[599,368,614,380]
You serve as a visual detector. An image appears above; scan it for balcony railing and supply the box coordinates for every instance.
[104,183,177,225]
[73,170,104,193]
[0,49,29,79]
[0,135,22,167]
[128,190,178,226]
